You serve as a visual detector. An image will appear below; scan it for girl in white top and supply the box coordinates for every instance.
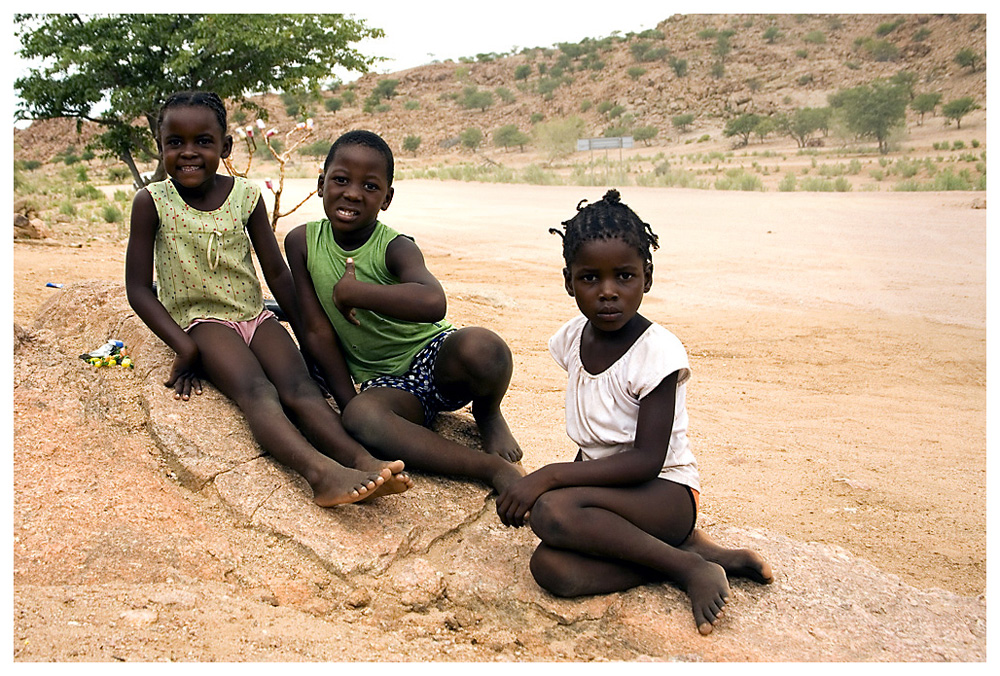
[497,190,772,635]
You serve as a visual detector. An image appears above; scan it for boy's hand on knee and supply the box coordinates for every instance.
[333,257,361,326]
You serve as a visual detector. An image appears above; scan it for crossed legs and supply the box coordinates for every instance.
[527,479,771,635]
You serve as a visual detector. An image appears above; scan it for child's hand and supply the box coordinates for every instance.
[164,347,203,401]
[333,257,361,326]
[496,471,550,528]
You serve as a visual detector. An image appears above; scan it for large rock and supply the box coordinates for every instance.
[24,281,987,661]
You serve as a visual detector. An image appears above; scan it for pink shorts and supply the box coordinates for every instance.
[186,309,276,346]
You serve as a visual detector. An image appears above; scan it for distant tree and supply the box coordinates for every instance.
[830,81,908,153]
[672,113,695,132]
[627,66,647,80]
[325,97,343,113]
[514,64,532,80]
[461,87,494,111]
[776,107,828,148]
[532,116,586,163]
[762,26,782,43]
[460,127,483,151]
[632,125,659,146]
[713,34,732,62]
[954,48,983,73]
[669,56,688,77]
[493,124,530,151]
[14,13,383,187]
[942,97,980,129]
[753,116,777,143]
[723,113,761,146]
[495,87,516,104]
[911,92,942,125]
[889,70,919,100]
[373,78,399,100]
[402,135,421,156]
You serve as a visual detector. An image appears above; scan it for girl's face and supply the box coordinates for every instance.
[317,143,394,247]
[564,237,652,334]
[159,105,232,192]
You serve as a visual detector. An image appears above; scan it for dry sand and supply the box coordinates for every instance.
[11,179,987,659]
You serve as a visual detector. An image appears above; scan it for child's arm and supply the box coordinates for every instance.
[244,196,304,338]
[497,371,680,527]
[284,224,360,410]
[124,189,202,400]
[332,235,447,326]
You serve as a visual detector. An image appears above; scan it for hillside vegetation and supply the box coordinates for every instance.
[14,13,987,213]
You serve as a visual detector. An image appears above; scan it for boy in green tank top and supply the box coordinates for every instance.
[286,131,525,494]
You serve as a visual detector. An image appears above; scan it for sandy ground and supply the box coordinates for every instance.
[11,179,987,659]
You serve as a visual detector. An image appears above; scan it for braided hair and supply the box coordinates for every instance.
[324,130,395,186]
[156,91,228,145]
[550,189,659,266]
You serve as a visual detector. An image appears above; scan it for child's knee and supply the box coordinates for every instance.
[528,492,573,545]
[445,328,512,380]
[530,546,581,597]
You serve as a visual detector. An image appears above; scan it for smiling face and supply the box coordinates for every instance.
[158,105,232,193]
[317,143,394,248]
[564,236,653,334]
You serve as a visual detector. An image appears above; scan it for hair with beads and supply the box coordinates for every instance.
[550,189,659,266]
[156,91,228,145]
[324,129,395,186]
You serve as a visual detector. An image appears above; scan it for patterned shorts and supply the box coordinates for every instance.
[359,330,469,424]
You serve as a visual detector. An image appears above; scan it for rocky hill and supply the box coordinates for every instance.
[14,13,987,165]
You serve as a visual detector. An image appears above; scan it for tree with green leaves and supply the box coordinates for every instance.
[532,116,586,164]
[941,97,980,130]
[402,135,421,156]
[14,13,383,187]
[776,107,827,148]
[460,127,483,151]
[723,113,761,147]
[632,126,658,146]
[911,92,942,125]
[493,124,530,152]
[954,48,983,73]
[829,81,908,154]
[671,113,695,133]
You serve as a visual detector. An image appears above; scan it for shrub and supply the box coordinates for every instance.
[627,66,646,80]
[101,203,123,223]
[803,30,826,44]
[763,26,782,43]
[460,127,483,150]
[325,97,343,112]
[778,172,797,191]
[672,114,695,132]
[402,135,421,156]
[514,64,532,80]
[669,57,688,77]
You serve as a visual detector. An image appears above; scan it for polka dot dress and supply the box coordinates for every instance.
[149,177,265,328]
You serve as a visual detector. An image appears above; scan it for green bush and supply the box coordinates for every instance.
[803,31,826,44]
[101,203,123,223]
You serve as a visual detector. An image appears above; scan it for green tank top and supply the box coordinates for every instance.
[149,177,264,328]
[305,219,452,383]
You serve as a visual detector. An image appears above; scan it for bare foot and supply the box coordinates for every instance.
[680,559,730,635]
[477,411,523,463]
[681,528,773,584]
[363,467,415,501]
[488,456,527,494]
[310,462,390,507]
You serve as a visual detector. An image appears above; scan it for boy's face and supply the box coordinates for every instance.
[317,144,393,246]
